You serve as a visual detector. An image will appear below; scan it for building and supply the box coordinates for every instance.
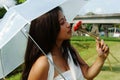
[72,13,120,37]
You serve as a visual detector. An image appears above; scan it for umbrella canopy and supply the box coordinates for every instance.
[0,0,88,79]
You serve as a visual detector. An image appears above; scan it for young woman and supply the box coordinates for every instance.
[21,6,109,80]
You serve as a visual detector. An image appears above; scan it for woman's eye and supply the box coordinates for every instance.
[60,21,65,25]
[59,17,66,25]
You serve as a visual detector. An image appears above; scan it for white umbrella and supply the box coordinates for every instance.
[0,0,88,79]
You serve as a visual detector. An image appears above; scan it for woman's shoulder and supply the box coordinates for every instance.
[28,55,49,79]
[34,55,49,70]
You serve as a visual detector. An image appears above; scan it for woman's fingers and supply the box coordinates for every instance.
[100,39,104,48]
[104,45,109,57]
[96,37,101,48]
[96,38,103,56]
[96,38,109,57]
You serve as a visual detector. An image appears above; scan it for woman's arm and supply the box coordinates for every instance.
[28,56,49,80]
[74,39,109,80]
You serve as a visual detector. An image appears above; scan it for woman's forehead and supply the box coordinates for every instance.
[59,11,64,20]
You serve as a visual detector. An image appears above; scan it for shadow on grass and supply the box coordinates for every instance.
[72,42,90,49]
[102,65,120,72]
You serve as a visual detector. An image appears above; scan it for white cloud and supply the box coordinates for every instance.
[0,0,16,8]
[94,8,103,14]
[79,0,120,15]
[79,7,103,15]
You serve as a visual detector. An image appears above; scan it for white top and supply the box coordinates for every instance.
[54,70,72,80]
[47,49,84,80]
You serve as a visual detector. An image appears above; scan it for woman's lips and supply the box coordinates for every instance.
[67,29,72,33]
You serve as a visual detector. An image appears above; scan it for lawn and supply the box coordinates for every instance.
[71,40,120,80]
[5,37,120,80]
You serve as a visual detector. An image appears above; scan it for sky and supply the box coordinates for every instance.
[0,0,120,15]
[79,0,120,15]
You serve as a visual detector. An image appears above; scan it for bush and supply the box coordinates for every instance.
[71,36,120,42]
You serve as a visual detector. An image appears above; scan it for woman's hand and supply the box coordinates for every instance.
[96,37,109,59]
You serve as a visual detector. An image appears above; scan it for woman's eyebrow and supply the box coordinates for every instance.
[59,17,64,21]
[59,16,65,21]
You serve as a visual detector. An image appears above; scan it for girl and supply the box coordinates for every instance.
[22,6,109,80]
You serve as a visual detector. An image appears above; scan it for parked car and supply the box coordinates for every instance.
[113,32,120,37]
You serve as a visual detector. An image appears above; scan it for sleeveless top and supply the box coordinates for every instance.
[47,49,84,80]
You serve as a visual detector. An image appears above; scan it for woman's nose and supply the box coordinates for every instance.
[66,22,71,28]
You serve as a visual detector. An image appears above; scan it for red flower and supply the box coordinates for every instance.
[73,21,82,31]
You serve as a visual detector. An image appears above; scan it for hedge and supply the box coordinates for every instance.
[71,36,120,42]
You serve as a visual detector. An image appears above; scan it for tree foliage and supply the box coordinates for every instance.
[0,0,26,19]
[0,8,6,19]
[15,0,26,4]
[85,12,95,15]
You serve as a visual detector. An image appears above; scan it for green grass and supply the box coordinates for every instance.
[71,40,120,80]
[71,41,96,60]
[5,65,23,80]
[95,41,120,80]
[6,73,21,80]
[5,37,120,80]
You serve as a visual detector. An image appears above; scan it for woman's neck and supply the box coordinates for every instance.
[51,40,63,57]
[52,45,62,56]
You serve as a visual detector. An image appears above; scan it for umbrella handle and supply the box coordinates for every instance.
[21,27,67,80]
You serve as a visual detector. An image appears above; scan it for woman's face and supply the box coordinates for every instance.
[57,11,72,41]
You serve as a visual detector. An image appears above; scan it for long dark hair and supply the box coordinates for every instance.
[21,6,79,80]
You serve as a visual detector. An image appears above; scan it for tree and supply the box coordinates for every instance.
[85,12,95,15]
[85,23,92,32]
[0,8,6,19]
[0,0,26,19]
[15,0,26,4]
[91,24,99,37]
